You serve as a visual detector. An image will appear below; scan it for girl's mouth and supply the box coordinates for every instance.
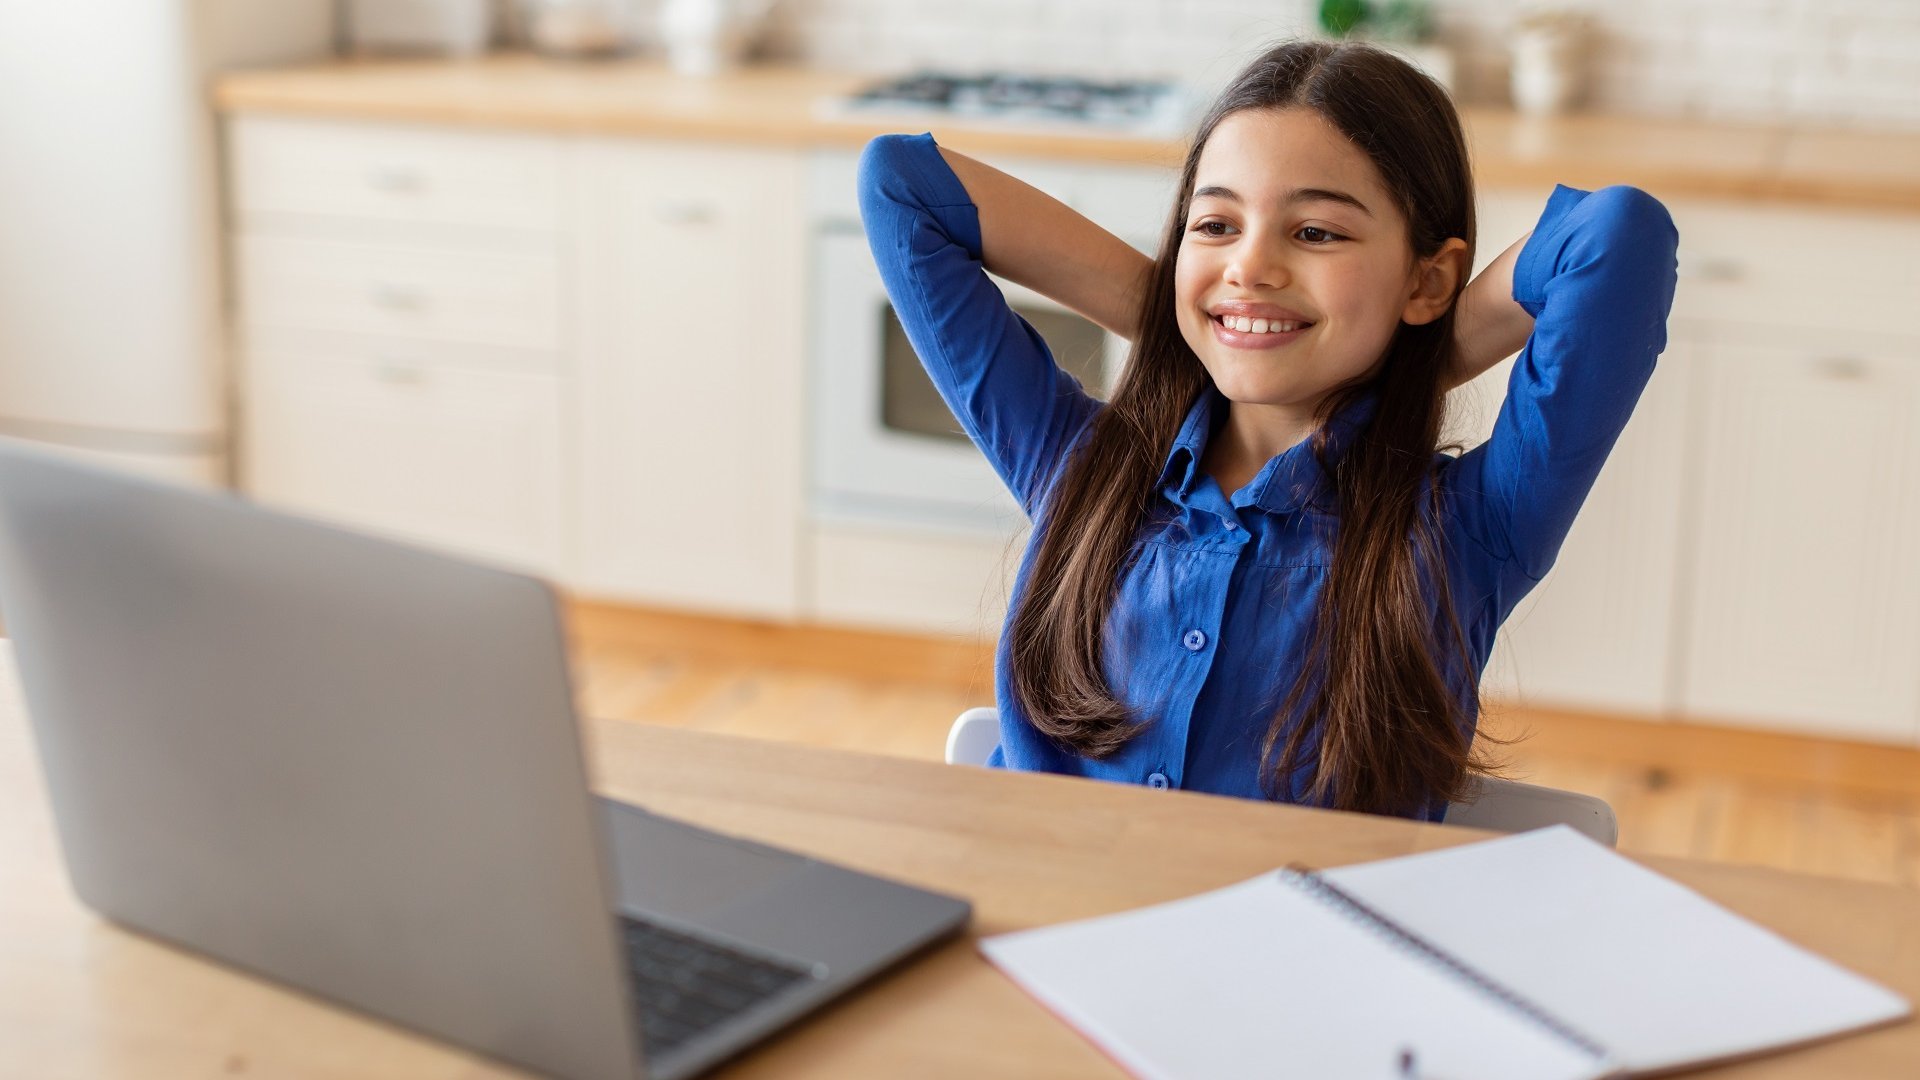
[1210,313,1313,350]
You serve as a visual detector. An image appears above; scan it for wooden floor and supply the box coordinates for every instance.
[564,600,1920,889]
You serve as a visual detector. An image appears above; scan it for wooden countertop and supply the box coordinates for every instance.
[211,53,1920,212]
[7,646,1917,1078]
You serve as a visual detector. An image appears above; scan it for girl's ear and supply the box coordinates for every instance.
[1401,238,1471,326]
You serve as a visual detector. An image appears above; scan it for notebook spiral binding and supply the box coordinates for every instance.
[1279,865,1617,1068]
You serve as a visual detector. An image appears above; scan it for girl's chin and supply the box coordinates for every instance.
[1203,375,1321,409]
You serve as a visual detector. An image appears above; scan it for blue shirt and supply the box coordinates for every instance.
[857,132,1679,820]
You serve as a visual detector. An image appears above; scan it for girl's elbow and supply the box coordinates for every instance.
[855,133,928,217]
[1593,185,1680,259]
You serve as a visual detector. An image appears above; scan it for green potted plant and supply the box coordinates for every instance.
[1316,0,1454,94]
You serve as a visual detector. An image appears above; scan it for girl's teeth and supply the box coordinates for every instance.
[1220,315,1304,334]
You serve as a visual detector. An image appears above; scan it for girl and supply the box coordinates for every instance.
[856,40,1679,820]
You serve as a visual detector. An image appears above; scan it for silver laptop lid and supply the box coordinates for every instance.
[0,440,643,1080]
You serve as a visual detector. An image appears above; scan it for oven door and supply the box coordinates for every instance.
[811,228,1124,530]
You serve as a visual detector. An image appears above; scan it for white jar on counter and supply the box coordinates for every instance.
[1509,9,1591,115]
[660,0,777,76]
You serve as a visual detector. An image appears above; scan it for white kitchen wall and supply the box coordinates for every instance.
[703,0,1920,131]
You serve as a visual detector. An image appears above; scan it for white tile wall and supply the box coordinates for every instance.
[634,0,1920,131]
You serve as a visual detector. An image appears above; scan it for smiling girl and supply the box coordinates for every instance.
[856,40,1679,820]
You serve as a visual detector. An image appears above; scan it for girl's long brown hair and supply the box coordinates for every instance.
[1007,40,1503,817]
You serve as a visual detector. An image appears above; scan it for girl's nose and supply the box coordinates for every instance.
[1223,241,1290,291]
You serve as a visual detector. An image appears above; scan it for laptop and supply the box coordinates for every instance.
[0,439,971,1080]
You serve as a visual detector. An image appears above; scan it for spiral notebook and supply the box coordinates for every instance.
[979,826,1910,1080]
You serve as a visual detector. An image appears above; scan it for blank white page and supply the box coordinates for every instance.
[980,872,1616,1080]
[1320,826,1911,1074]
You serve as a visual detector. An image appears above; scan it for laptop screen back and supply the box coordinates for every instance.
[0,441,643,1080]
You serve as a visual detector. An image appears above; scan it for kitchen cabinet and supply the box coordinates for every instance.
[1677,332,1920,742]
[568,140,807,619]
[242,327,566,571]
[1654,202,1920,743]
[1460,189,1920,745]
[231,116,569,576]
[229,117,811,613]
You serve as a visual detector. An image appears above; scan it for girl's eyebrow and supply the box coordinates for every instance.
[1190,183,1374,218]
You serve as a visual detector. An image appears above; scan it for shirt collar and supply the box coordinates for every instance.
[1156,386,1380,515]
[1155,387,1221,495]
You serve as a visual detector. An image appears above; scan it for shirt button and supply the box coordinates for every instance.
[1182,629,1207,652]
[1147,772,1171,789]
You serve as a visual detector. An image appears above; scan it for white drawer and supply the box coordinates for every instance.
[239,324,564,379]
[241,345,566,576]
[229,115,563,232]
[237,234,560,350]
[1663,199,1920,337]
[1473,190,1920,340]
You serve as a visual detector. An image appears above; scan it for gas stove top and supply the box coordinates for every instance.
[820,71,1194,137]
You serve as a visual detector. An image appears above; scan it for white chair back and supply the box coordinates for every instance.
[1444,774,1618,846]
[944,706,1002,771]
[943,707,1618,847]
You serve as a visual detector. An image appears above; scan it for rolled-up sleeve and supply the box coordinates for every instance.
[1442,183,1681,628]
[856,133,1102,516]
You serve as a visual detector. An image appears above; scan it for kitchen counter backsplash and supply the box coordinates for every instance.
[653,0,1920,133]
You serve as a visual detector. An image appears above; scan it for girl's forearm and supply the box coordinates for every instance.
[937,144,1155,341]
[1446,230,1536,390]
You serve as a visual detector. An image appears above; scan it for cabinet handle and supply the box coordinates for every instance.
[368,283,427,312]
[1813,355,1869,380]
[1676,252,1744,282]
[656,201,717,225]
[372,357,428,386]
[366,167,425,194]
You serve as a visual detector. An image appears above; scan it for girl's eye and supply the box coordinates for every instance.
[1186,221,1345,244]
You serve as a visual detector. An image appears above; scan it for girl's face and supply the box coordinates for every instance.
[1174,107,1442,414]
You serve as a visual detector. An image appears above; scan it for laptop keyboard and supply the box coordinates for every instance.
[619,914,818,1061]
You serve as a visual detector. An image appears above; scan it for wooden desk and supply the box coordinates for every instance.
[3,657,1916,1078]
